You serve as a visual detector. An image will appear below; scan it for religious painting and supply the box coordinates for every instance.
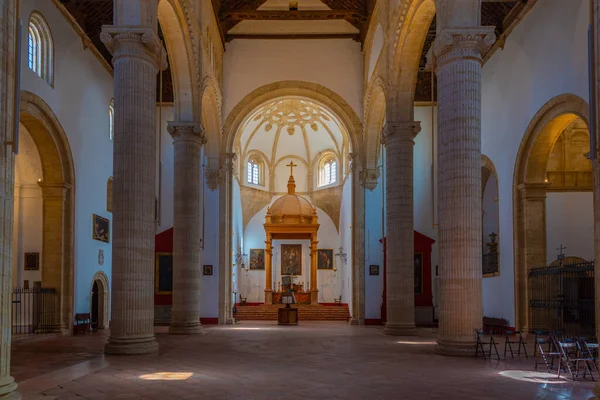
[317,249,334,270]
[249,249,265,270]
[24,252,39,271]
[369,265,379,276]
[414,253,423,295]
[155,253,173,294]
[281,244,302,276]
[203,265,213,276]
[92,214,110,243]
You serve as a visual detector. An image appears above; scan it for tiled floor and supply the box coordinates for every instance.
[11,322,596,399]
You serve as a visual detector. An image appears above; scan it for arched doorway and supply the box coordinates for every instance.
[18,91,75,334]
[513,94,591,332]
[90,271,110,329]
[221,81,363,324]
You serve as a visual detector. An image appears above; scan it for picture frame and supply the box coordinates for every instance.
[155,253,173,294]
[414,253,423,295]
[281,244,302,276]
[317,249,334,269]
[369,264,379,276]
[203,265,213,276]
[24,252,39,271]
[92,214,110,243]
[249,249,265,270]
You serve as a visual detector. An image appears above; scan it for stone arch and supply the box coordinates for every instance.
[513,94,589,332]
[90,271,110,329]
[19,90,75,334]
[219,81,364,324]
[388,0,435,122]
[158,0,200,122]
[201,76,222,161]
[363,77,387,183]
[481,154,498,195]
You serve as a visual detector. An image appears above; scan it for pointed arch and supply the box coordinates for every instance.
[363,76,387,172]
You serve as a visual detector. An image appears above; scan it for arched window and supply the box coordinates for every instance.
[247,158,260,185]
[109,98,115,140]
[28,13,53,85]
[319,155,337,187]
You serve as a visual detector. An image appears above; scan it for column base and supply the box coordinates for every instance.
[169,322,203,335]
[0,377,20,400]
[383,323,416,336]
[264,289,273,305]
[349,318,364,326]
[310,289,318,304]
[435,338,477,357]
[105,334,159,355]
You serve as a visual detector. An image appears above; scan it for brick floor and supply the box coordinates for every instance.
[11,322,596,399]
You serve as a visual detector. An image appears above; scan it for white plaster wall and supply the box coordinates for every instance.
[242,198,341,302]
[156,106,175,233]
[231,180,244,305]
[222,39,363,119]
[13,186,43,286]
[364,168,383,319]
[546,192,594,262]
[480,0,590,325]
[19,0,114,316]
[201,183,220,317]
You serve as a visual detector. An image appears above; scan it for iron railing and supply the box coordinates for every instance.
[528,261,594,337]
[11,287,57,335]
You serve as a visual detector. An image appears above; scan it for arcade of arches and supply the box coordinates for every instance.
[1,0,600,399]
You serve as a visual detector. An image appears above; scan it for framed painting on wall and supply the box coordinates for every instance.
[369,265,379,276]
[317,249,333,269]
[24,252,39,271]
[92,214,110,243]
[414,253,423,295]
[281,244,302,276]
[249,249,265,270]
[203,265,213,276]
[155,252,173,294]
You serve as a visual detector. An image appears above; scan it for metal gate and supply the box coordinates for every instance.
[528,261,594,337]
[11,287,57,335]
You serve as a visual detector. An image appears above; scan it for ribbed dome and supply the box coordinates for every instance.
[266,162,317,225]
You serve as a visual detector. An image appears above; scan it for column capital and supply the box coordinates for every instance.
[167,122,206,146]
[37,182,70,199]
[223,153,237,173]
[360,168,380,191]
[100,26,168,70]
[517,182,550,200]
[381,121,421,146]
[432,27,496,66]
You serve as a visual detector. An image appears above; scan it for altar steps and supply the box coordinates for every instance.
[234,304,350,321]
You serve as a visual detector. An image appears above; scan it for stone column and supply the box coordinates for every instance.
[351,153,367,325]
[264,234,273,304]
[381,122,420,336]
[433,28,495,356]
[100,26,166,354]
[168,122,204,335]
[219,153,236,324]
[0,0,19,397]
[310,233,319,303]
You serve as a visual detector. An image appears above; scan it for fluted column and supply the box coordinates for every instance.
[264,234,273,304]
[168,122,204,335]
[101,26,166,355]
[0,0,20,397]
[382,121,420,336]
[433,28,495,356]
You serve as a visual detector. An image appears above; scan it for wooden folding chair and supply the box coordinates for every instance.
[475,329,500,360]
[504,330,528,359]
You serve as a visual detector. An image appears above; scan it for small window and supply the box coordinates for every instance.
[247,159,260,185]
[109,98,115,140]
[319,156,337,187]
[28,13,53,85]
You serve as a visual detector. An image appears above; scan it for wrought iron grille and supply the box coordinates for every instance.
[11,287,57,335]
[528,261,594,337]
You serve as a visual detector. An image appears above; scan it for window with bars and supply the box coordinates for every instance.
[247,160,260,185]
[319,156,337,187]
[28,13,53,85]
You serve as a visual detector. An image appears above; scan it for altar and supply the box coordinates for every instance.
[263,162,320,305]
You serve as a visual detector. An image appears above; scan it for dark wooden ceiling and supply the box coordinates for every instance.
[58,0,524,103]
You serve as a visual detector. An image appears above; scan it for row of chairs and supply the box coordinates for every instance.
[534,331,598,381]
[475,329,528,360]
